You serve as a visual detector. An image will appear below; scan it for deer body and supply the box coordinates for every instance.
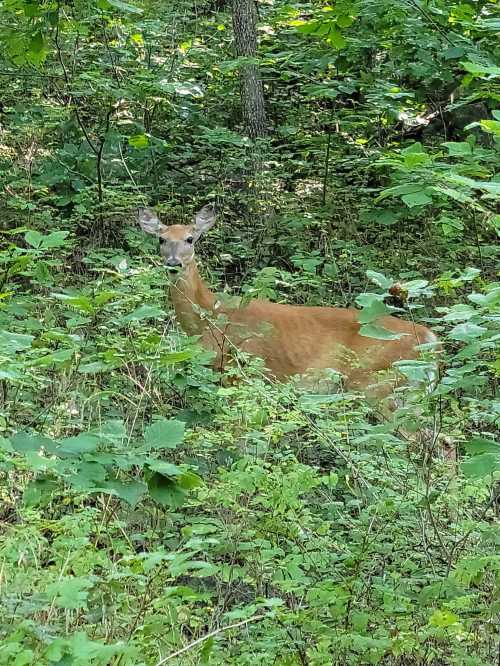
[137,204,452,455]
[168,256,436,395]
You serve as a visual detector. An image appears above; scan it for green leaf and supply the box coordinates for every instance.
[46,577,93,610]
[102,0,143,13]
[462,453,500,479]
[58,433,99,455]
[24,230,44,248]
[479,120,500,136]
[148,473,186,508]
[24,478,59,507]
[147,460,182,476]
[0,330,34,353]
[356,295,391,323]
[366,270,393,289]
[461,61,500,76]
[443,142,472,156]
[464,437,499,456]
[159,350,195,365]
[401,190,433,208]
[429,610,460,627]
[178,470,203,490]
[359,323,405,340]
[122,304,165,322]
[128,134,149,149]
[10,432,53,453]
[101,479,147,506]
[325,27,346,49]
[25,230,69,249]
[144,418,184,450]
[449,322,486,341]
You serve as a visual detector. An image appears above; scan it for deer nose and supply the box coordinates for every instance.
[165,257,182,268]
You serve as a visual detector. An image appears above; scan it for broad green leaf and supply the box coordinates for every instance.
[147,460,182,476]
[128,134,149,149]
[462,454,500,479]
[148,473,186,508]
[449,322,486,341]
[78,360,113,374]
[58,433,99,455]
[356,295,391,323]
[32,349,74,366]
[101,479,147,506]
[24,230,44,248]
[178,470,203,490]
[52,293,95,313]
[144,418,184,450]
[443,142,472,156]
[359,323,405,340]
[461,61,500,76]
[122,304,165,322]
[159,350,195,365]
[46,577,93,610]
[10,432,53,453]
[0,330,34,353]
[394,360,437,383]
[97,419,127,443]
[366,270,393,289]
[24,478,59,507]
[102,0,143,13]
[402,190,432,208]
[464,437,499,455]
[429,610,460,627]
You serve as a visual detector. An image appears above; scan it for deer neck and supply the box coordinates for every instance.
[169,261,216,336]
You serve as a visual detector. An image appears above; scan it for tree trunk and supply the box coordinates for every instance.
[232,0,267,139]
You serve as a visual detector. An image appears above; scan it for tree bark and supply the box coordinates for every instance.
[232,0,267,138]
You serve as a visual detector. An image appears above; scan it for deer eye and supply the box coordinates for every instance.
[185,236,194,245]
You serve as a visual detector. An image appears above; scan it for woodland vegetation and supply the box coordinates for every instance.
[0,0,499,664]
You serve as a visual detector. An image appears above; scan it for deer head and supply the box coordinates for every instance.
[137,204,216,275]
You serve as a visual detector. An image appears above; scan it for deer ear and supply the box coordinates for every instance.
[193,203,216,240]
[137,208,164,235]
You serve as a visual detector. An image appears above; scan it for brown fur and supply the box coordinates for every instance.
[170,262,435,397]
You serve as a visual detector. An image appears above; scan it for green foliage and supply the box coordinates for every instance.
[0,0,498,663]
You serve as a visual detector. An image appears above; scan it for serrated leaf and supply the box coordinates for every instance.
[46,577,93,610]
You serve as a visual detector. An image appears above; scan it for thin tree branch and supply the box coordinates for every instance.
[154,614,267,665]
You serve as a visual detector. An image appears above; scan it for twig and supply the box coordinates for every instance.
[154,613,266,665]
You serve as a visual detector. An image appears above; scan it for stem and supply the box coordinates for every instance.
[322,130,332,205]
[154,614,267,665]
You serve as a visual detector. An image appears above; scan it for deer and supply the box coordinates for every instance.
[137,204,452,458]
